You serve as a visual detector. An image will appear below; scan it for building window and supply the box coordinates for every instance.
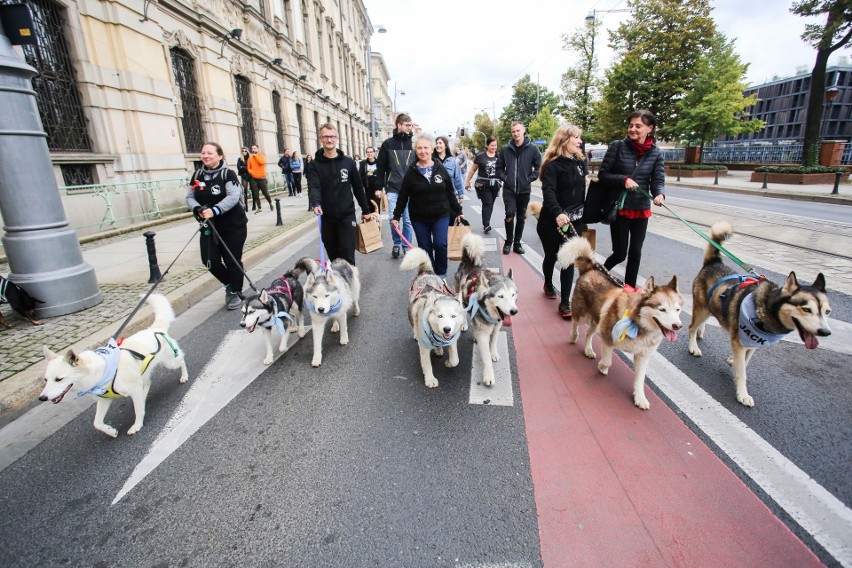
[316,15,325,75]
[60,164,94,187]
[10,0,91,152]
[327,22,336,83]
[272,90,285,154]
[234,75,256,148]
[296,103,306,154]
[170,47,205,154]
[301,1,311,58]
[313,110,321,149]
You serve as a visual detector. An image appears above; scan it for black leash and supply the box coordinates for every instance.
[203,218,259,293]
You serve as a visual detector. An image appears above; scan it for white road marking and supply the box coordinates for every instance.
[468,331,514,406]
[112,328,304,504]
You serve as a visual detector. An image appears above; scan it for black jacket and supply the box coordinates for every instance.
[236,156,249,178]
[306,150,369,220]
[186,162,247,229]
[278,155,292,174]
[393,161,462,223]
[359,158,383,192]
[539,155,588,224]
[598,138,665,211]
[496,136,542,195]
[376,129,415,193]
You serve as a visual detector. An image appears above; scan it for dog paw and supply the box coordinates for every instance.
[688,346,702,357]
[482,375,495,387]
[264,356,273,365]
[738,393,755,407]
[633,394,650,410]
[597,363,609,376]
[127,424,142,436]
[179,374,189,384]
[330,322,340,333]
[312,357,322,367]
[425,376,439,388]
[354,306,361,317]
[339,336,349,345]
[101,426,119,438]
[445,357,459,368]
[584,349,596,359]
[433,347,444,357]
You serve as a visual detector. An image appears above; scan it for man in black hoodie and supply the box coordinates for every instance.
[376,113,415,258]
[306,124,372,265]
[496,121,542,255]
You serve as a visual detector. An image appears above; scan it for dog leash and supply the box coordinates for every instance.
[633,187,758,276]
[204,218,259,293]
[316,214,328,270]
[392,223,416,250]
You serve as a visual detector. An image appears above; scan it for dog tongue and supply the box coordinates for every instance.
[663,329,678,343]
[803,331,819,350]
[502,314,512,327]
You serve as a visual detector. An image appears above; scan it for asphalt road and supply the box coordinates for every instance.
[0,189,849,567]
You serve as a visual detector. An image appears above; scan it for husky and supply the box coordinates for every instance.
[240,259,311,365]
[1,275,44,328]
[39,294,188,437]
[454,233,519,387]
[558,238,683,410]
[302,257,362,367]
[401,248,466,388]
[688,221,831,407]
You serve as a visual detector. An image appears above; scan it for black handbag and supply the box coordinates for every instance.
[581,180,621,224]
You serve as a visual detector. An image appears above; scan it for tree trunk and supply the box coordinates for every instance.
[802,49,831,167]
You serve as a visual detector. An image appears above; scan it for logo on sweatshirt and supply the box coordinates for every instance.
[434,175,443,184]
[340,169,349,183]
[211,184,221,195]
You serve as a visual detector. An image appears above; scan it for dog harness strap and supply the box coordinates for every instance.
[261,301,293,334]
[77,338,123,398]
[708,274,762,308]
[465,291,502,325]
[418,313,460,350]
[304,294,342,316]
[738,293,789,348]
[269,280,293,303]
[612,309,639,343]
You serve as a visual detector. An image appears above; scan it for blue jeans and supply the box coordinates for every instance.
[386,191,413,249]
[412,216,450,277]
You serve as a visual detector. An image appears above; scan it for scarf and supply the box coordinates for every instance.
[632,137,654,159]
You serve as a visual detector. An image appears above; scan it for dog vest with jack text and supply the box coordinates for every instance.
[738,293,789,348]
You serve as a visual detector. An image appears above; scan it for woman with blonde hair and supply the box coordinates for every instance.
[536,123,587,319]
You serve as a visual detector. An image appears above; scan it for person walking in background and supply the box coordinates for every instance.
[290,150,304,196]
[377,112,416,259]
[536,123,588,319]
[304,154,314,211]
[359,146,383,214]
[306,124,372,265]
[392,134,464,279]
[187,142,248,310]
[597,109,665,290]
[236,147,251,212]
[247,144,273,213]
[456,148,468,179]
[496,121,542,255]
[354,153,362,170]
[434,135,465,205]
[465,136,501,234]
[278,149,294,196]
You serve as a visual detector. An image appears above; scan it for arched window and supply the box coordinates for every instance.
[170,47,204,153]
[234,75,256,148]
[272,90,285,154]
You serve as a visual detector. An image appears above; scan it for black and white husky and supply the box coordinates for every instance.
[302,257,362,367]
[454,233,519,387]
[239,258,311,365]
[401,248,466,388]
[39,294,188,437]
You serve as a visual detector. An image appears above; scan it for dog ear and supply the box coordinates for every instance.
[782,272,799,296]
[43,346,59,360]
[306,273,315,286]
[812,273,826,293]
[644,276,655,292]
[259,289,269,303]
[64,350,79,366]
[506,268,513,281]
[665,275,678,292]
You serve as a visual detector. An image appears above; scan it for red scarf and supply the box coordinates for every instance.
[632,137,654,159]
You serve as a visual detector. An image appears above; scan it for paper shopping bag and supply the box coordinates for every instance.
[381,191,389,212]
[447,220,472,261]
[356,217,383,254]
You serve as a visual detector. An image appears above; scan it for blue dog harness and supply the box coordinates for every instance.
[463,291,502,325]
[418,313,461,350]
[78,333,179,398]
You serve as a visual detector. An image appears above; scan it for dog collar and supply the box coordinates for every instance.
[261,301,293,335]
[738,292,789,348]
[304,295,343,316]
[464,291,502,325]
[612,309,639,343]
[418,313,460,350]
[77,338,122,398]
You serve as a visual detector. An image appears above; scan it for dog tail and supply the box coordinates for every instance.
[290,257,317,279]
[460,232,485,266]
[527,201,542,220]
[704,221,733,266]
[146,294,175,331]
[400,247,433,274]
[557,237,595,274]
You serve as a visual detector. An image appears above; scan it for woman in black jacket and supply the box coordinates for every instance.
[597,109,666,289]
[536,123,588,319]
[236,147,251,211]
[392,134,464,278]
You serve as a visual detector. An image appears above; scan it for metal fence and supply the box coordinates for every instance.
[589,143,851,165]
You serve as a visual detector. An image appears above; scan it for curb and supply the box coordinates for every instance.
[666,181,852,206]
[0,214,316,428]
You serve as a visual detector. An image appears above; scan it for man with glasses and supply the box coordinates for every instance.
[376,113,415,258]
[306,124,372,265]
[496,121,542,255]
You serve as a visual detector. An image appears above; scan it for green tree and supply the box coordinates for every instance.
[791,0,852,166]
[467,112,496,152]
[594,0,717,141]
[668,34,765,161]
[560,17,603,136]
[527,106,561,147]
[498,75,561,142]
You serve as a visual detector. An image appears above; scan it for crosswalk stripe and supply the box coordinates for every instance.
[468,331,514,406]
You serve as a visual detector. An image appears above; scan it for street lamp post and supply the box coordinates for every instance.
[366,24,386,150]
[393,82,405,114]
[821,86,839,140]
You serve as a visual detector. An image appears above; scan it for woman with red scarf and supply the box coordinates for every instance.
[597,109,666,289]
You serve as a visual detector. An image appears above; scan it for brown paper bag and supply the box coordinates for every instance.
[381,192,389,212]
[582,227,596,251]
[356,217,383,253]
[447,221,471,261]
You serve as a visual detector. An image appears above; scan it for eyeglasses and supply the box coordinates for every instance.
[320,135,337,140]
[400,123,412,127]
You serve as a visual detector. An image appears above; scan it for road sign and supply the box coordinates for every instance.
[533,139,546,145]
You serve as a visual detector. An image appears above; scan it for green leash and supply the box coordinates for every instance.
[633,187,757,276]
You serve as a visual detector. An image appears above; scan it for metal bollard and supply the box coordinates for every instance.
[831,171,841,195]
[762,171,768,189]
[677,166,681,182]
[714,168,719,185]
[143,231,162,283]
[274,198,283,226]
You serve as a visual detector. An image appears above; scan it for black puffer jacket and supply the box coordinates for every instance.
[393,161,462,223]
[598,137,665,211]
[539,155,587,224]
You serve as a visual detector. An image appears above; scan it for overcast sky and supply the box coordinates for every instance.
[363,0,848,137]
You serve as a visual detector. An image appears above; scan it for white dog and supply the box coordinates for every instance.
[401,248,466,388]
[303,257,361,367]
[39,294,189,437]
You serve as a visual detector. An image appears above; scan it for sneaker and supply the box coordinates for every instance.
[558,301,572,319]
[502,243,512,255]
[513,243,525,254]
[483,225,492,234]
[225,286,242,310]
[543,284,558,299]
[255,208,262,214]
[392,245,400,259]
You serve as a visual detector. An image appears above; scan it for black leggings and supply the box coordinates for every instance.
[476,181,500,227]
[603,215,648,287]
[537,218,578,302]
[320,216,357,266]
[200,223,247,292]
[292,173,303,194]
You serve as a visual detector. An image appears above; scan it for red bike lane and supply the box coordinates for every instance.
[501,251,822,568]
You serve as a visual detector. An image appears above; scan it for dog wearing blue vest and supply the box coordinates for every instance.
[688,221,831,407]
[39,294,188,437]
[401,247,465,388]
[302,257,361,368]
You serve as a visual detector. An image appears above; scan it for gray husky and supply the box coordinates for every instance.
[401,248,466,388]
[454,233,518,387]
[239,259,310,365]
[303,257,362,367]
[688,221,832,407]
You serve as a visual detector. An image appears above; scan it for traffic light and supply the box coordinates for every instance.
[460,128,466,137]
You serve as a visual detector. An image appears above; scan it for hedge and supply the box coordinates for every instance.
[753,165,847,174]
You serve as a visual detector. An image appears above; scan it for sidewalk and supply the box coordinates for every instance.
[1,171,850,422]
